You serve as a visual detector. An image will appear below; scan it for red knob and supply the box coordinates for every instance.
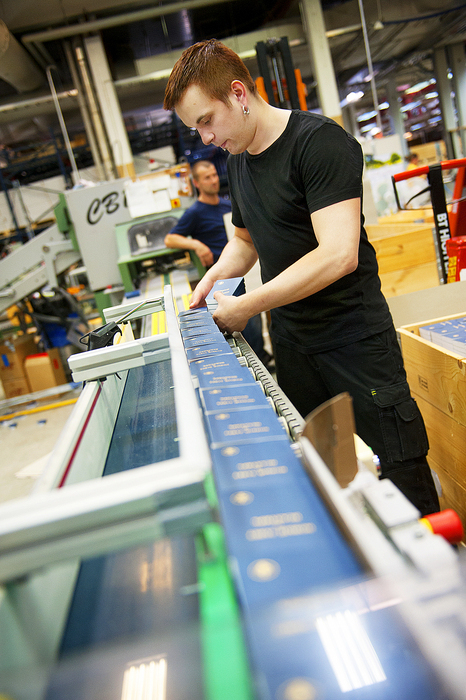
[420,509,464,545]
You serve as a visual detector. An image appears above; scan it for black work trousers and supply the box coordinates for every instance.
[273,326,440,516]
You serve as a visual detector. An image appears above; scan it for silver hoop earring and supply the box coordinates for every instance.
[242,105,250,116]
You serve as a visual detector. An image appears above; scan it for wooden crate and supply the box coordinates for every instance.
[366,222,439,297]
[398,313,466,533]
[377,209,434,225]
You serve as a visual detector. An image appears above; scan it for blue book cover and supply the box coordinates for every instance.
[240,590,435,700]
[206,277,243,301]
[183,333,226,349]
[419,317,466,355]
[179,316,216,330]
[192,355,254,388]
[211,440,306,493]
[178,306,209,317]
[186,345,232,361]
[181,325,221,339]
[204,406,289,448]
[201,383,271,413]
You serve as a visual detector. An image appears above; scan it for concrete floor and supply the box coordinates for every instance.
[0,384,78,504]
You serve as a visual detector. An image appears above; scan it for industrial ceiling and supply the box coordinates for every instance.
[0,0,465,148]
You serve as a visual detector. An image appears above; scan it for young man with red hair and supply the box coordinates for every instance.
[164,39,439,516]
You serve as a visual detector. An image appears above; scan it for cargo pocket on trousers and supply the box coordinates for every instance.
[371,382,429,462]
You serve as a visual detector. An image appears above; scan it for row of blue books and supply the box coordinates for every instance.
[419,316,466,356]
[176,293,437,699]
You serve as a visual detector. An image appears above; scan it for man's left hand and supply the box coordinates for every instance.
[212,292,249,334]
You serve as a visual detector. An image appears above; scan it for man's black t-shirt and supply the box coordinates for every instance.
[227,110,392,353]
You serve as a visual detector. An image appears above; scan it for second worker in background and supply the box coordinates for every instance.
[165,158,272,368]
[165,159,229,268]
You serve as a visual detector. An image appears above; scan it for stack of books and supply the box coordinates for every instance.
[419,316,466,355]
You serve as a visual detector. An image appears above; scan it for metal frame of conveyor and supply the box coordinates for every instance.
[0,286,212,583]
[0,286,217,700]
[0,224,82,314]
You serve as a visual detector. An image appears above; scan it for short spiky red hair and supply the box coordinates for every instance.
[164,39,256,111]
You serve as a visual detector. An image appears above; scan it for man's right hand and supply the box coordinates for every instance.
[190,275,215,308]
[193,241,214,268]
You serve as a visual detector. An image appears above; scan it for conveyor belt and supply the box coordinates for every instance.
[139,267,193,336]
[44,345,249,699]
[44,365,204,698]
[41,295,444,700]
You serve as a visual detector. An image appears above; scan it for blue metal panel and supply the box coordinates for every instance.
[103,360,178,476]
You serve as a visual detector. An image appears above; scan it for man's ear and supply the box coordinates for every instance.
[230,80,247,102]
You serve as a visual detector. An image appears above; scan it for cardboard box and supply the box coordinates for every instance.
[24,349,67,393]
[398,312,466,537]
[0,334,38,382]
[366,222,438,298]
[1,376,31,399]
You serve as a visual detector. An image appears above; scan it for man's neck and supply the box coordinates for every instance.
[247,102,292,155]
[198,193,219,205]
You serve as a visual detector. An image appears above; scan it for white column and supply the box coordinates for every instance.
[84,34,135,179]
[434,47,459,158]
[299,0,342,125]
[64,41,106,182]
[386,79,408,158]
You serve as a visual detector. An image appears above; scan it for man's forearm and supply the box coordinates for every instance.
[212,244,356,333]
[190,233,258,308]
[165,233,197,251]
[165,233,214,267]
[210,234,258,279]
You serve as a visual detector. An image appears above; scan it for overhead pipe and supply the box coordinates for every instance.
[21,0,233,44]
[356,0,383,133]
[46,65,80,186]
[0,19,44,92]
[63,40,105,182]
[0,91,78,119]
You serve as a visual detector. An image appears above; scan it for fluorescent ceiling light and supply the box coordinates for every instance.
[341,91,364,108]
[405,81,429,94]
[357,110,378,122]
[405,78,436,94]
[346,91,364,103]
[400,101,421,112]
[238,49,257,60]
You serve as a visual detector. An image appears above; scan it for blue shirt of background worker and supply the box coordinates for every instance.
[165,160,230,267]
[168,197,231,263]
